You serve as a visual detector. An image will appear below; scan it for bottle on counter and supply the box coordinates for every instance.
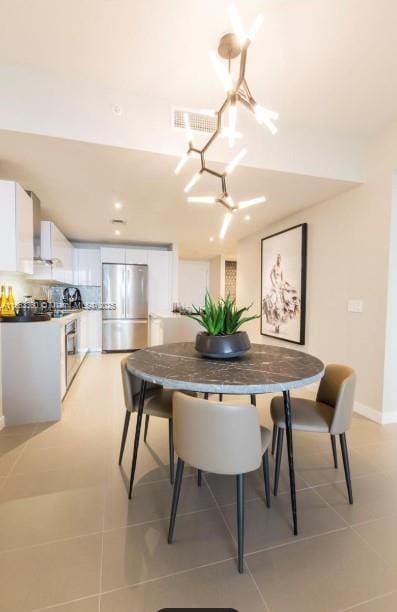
[0,285,6,316]
[4,286,15,317]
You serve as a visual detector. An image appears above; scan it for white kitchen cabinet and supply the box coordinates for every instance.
[74,248,101,286]
[100,247,125,264]
[86,310,102,351]
[125,248,148,265]
[39,221,74,283]
[77,310,89,355]
[148,250,173,314]
[0,180,33,274]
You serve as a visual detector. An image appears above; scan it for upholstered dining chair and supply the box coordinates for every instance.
[119,357,175,484]
[167,392,272,573]
[271,364,356,504]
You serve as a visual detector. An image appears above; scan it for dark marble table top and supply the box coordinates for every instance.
[127,342,324,394]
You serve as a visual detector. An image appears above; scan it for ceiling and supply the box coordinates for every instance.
[1,0,397,138]
[0,130,356,257]
[0,1,396,257]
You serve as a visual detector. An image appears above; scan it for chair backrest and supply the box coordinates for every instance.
[316,364,356,434]
[173,392,263,475]
[121,357,142,412]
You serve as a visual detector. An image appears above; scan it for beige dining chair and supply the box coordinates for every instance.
[167,392,272,573]
[271,364,356,504]
[119,357,175,484]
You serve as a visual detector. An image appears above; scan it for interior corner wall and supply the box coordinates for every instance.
[209,255,225,301]
[237,120,397,422]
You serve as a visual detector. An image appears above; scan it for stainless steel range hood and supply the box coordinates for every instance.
[27,191,53,264]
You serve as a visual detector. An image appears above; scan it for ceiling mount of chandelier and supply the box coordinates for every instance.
[174,4,279,240]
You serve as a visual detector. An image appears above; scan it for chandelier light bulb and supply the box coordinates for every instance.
[183,112,193,143]
[187,196,216,204]
[174,154,189,175]
[221,127,243,140]
[184,172,201,193]
[248,14,265,42]
[225,147,247,175]
[254,104,278,134]
[209,51,234,92]
[219,212,233,240]
[238,195,267,209]
[228,4,247,45]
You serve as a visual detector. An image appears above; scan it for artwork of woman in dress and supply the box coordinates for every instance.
[261,224,307,344]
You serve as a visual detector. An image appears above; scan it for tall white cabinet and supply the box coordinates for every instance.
[0,180,33,274]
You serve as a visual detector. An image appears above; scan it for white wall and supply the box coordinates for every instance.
[178,260,209,308]
[237,119,397,422]
[209,256,225,301]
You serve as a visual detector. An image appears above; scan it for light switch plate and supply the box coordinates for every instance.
[348,299,363,313]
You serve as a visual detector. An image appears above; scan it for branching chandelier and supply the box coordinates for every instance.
[174,4,279,240]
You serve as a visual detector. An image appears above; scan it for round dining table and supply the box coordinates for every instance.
[127,341,324,535]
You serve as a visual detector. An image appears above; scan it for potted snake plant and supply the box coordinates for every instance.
[185,293,259,358]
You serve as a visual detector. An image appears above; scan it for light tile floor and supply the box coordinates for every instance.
[1,353,397,611]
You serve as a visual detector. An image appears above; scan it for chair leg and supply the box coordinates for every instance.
[250,394,256,406]
[128,380,147,499]
[118,411,131,465]
[271,425,278,455]
[274,427,284,496]
[236,474,245,573]
[143,415,150,442]
[168,419,174,485]
[197,469,202,486]
[204,392,209,400]
[262,450,271,508]
[168,458,185,543]
[330,434,338,469]
[219,394,223,401]
[340,433,353,504]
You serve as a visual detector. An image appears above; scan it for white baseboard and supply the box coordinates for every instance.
[0,415,4,431]
[353,401,397,425]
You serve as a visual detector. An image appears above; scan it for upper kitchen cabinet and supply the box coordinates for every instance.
[125,249,148,265]
[100,247,125,264]
[41,221,74,283]
[74,248,101,286]
[148,250,173,314]
[0,180,33,274]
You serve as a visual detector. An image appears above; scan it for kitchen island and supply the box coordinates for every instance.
[0,309,100,425]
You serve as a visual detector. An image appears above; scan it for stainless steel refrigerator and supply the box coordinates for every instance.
[102,263,148,351]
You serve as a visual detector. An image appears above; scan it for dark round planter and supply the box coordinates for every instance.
[195,331,251,359]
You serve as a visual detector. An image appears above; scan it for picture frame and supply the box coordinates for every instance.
[260,223,307,345]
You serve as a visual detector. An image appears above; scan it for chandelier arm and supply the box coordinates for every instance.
[237,94,255,115]
[236,48,248,90]
[202,167,224,180]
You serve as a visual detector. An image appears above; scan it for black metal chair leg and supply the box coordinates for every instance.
[283,390,298,535]
[143,414,150,442]
[340,433,353,504]
[219,394,223,401]
[197,469,202,486]
[118,410,131,465]
[204,392,209,400]
[128,380,147,499]
[274,427,284,496]
[169,419,174,485]
[271,424,278,455]
[262,450,271,508]
[250,394,256,406]
[236,474,245,573]
[168,458,185,543]
[330,434,338,469]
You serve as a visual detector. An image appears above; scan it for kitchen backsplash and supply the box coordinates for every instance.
[50,285,101,307]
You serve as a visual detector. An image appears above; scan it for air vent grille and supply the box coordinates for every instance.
[173,108,217,134]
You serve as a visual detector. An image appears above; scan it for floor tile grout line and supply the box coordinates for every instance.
[1,423,41,485]
[311,482,395,570]
[31,594,100,612]
[338,588,397,611]
[202,472,270,612]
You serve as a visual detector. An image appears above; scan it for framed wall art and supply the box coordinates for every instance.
[261,223,307,344]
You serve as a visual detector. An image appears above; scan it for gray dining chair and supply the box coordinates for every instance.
[119,357,175,484]
[167,392,272,573]
[271,364,356,504]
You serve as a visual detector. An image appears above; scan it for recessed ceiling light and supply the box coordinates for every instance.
[114,202,123,210]
[114,229,121,236]
[209,236,214,242]
[112,104,123,116]
[244,214,251,221]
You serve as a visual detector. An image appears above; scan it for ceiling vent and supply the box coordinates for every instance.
[172,108,217,134]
